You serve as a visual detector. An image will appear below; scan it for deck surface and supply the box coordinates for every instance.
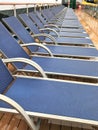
[76,9,98,49]
[0,112,94,130]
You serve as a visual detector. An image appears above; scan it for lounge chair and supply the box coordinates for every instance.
[19,13,59,38]
[0,22,98,83]
[27,13,89,38]
[41,8,67,25]
[41,8,82,28]
[40,8,65,25]
[2,16,93,47]
[2,16,97,60]
[50,5,66,18]
[1,59,98,129]
[36,11,86,33]
[38,7,84,32]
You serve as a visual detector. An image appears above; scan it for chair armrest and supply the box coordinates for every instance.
[39,28,59,37]
[50,18,63,22]
[0,94,38,130]
[44,24,60,31]
[32,33,57,45]
[2,58,47,78]
[47,21,61,26]
[21,43,53,57]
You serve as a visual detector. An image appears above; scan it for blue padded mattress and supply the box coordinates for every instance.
[1,77,98,125]
[44,37,93,46]
[36,45,98,58]
[24,56,98,78]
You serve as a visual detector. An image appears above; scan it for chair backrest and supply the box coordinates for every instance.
[0,22,30,69]
[0,58,14,93]
[18,14,45,41]
[51,6,64,15]
[28,12,44,29]
[2,16,44,48]
[41,10,49,21]
[19,14,40,35]
[36,11,47,25]
[42,9,54,20]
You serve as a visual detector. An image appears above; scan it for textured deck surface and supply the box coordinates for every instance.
[0,112,94,130]
[76,9,98,49]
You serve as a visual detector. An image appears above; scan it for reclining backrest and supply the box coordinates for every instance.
[43,9,54,19]
[18,14,45,41]
[28,12,44,29]
[36,11,47,25]
[19,13,40,34]
[41,10,50,21]
[51,6,63,15]
[0,22,30,69]
[2,16,45,46]
[0,59,14,93]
